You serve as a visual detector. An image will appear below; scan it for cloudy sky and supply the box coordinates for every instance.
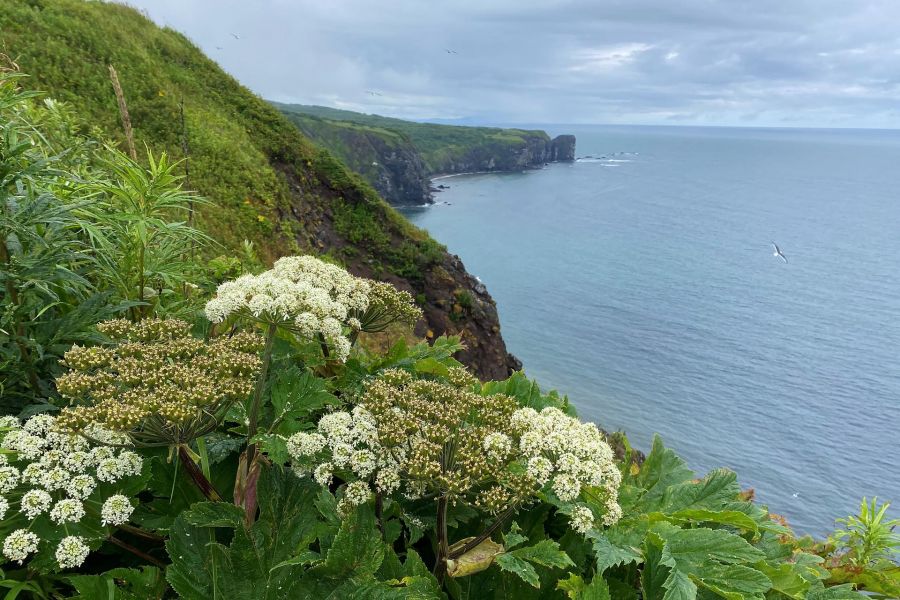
[127,0,900,128]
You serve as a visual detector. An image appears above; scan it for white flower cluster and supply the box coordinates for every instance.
[205,256,372,361]
[0,415,143,569]
[510,407,622,530]
[286,406,400,514]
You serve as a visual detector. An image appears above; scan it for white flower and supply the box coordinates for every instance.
[526,456,553,485]
[482,432,512,460]
[330,442,353,468]
[2,530,39,564]
[375,468,401,494]
[66,474,97,500]
[318,412,354,443]
[23,414,55,436]
[313,463,333,487]
[569,505,595,534]
[602,503,623,526]
[0,466,20,493]
[40,467,70,491]
[56,536,90,569]
[519,431,544,456]
[96,457,125,483]
[21,489,52,519]
[343,481,370,507]
[89,446,116,465]
[62,451,91,473]
[509,407,538,432]
[0,416,20,429]
[2,430,44,460]
[0,496,8,520]
[349,449,377,478]
[100,494,134,526]
[117,451,143,476]
[286,432,327,459]
[552,474,581,503]
[556,453,579,473]
[20,462,44,485]
[50,498,85,524]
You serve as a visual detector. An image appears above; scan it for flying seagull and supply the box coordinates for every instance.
[445,49,458,54]
[366,90,383,96]
[215,46,223,50]
[771,242,787,263]
[231,33,240,40]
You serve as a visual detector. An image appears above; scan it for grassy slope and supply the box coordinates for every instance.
[0,0,517,379]
[274,102,551,174]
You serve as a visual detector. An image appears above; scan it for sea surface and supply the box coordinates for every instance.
[400,124,900,536]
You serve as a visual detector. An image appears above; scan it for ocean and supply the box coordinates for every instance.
[400,124,900,536]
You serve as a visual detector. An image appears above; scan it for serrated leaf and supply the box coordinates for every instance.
[806,584,868,599]
[587,529,643,573]
[557,573,612,600]
[183,501,245,528]
[635,435,694,511]
[495,552,540,588]
[695,563,771,598]
[662,469,741,513]
[313,504,385,579]
[270,367,338,427]
[668,509,759,535]
[758,561,811,599]
[658,526,766,567]
[510,539,575,569]
[642,542,669,600]
[503,521,528,550]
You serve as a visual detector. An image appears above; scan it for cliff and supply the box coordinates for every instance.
[274,103,576,205]
[0,0,519,380]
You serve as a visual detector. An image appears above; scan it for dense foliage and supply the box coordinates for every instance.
[1,70,896,599]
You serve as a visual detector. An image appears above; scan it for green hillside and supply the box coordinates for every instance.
[0,0,519,379]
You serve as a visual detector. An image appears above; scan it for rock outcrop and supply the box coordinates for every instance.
[276,103,576,206]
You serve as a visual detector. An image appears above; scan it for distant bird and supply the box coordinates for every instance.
[445,48,458,54]
[231,33,240,40]
[771,242,788,263]
[215,46,223,50]
[366,90,383,96]
[791,492,800,498]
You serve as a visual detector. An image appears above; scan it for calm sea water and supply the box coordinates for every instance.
[401,124,900,535]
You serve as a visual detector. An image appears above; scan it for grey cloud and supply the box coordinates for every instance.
[125,0,900,127]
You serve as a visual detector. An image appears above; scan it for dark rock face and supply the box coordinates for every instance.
[549,135,576,161]
[367,136,433,206]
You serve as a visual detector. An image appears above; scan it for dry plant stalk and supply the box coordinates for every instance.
[108,64,137,160]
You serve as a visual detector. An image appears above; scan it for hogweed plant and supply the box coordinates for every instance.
[287,368,622,580]
[55,318,262,501]
[0,414,145,571]
[205,255,420,520]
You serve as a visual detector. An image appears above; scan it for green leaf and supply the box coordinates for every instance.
[68,567,166,600]
[587,529,643,573]
[270,367,338,429]
[503,521,528,550]
[495,553,540,588]
[757,562,811,599]
[657,526,766,567]
[510,539,575,569]
[668,509,760,536]
[557,573,612,600]
[806,584,868,599]
[635,435,694,511]
[312,504,385,579]
[642,542,670,600]
[183,502,245,528]
[662,469,741,513]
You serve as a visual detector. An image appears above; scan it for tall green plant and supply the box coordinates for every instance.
[85,148,210,320]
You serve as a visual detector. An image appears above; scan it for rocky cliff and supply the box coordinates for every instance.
[275,103,576,206]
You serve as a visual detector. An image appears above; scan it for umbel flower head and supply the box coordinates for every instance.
[0,414,143,570]
[204,255,421,362]
[56,318,263,445]
[288,368,622,530]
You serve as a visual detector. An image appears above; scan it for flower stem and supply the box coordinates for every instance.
[247,322,278,443]
[178,444,223,502]
[434,495,450,584]
[448,504,518,560]
[108,536,165,568]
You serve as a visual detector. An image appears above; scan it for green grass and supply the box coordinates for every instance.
[0,0,442,280]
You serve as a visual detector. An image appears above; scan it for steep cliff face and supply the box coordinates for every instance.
[1,0,518,380]
[275,104,577,206]
[550,135,577,161]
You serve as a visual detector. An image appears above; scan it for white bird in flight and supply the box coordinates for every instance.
[231,33,240,40]
[772,242,787,263]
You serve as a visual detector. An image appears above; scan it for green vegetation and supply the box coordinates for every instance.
[0,0,448,287]
[275,102,551,174]
[1,69,896,599]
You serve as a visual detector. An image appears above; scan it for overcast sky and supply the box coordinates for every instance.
[126,0,900,128]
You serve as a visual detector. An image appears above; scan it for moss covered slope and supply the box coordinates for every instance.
[0,0,519,379]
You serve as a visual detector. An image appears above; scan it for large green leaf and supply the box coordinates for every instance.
[495,553,540,588]
[587,529,643,573]
[662,469,741,513]
[641,542,670,600]
[806,584,868,599]
[67,567,167,600]
[658,526,766,567]
[269,367,338,433]
[510,540,575,570]
[311,503,385,579]
[634,436,694,511]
